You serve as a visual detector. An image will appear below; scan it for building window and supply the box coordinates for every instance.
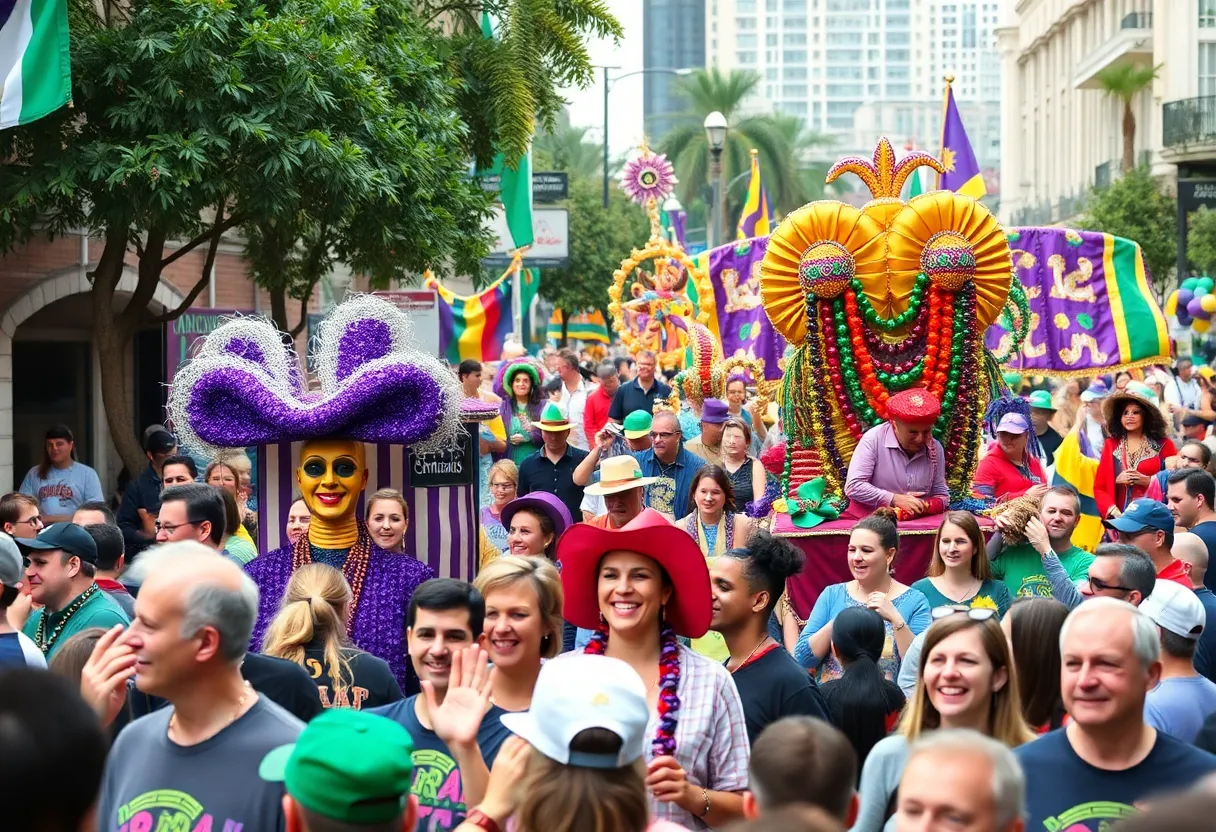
[783,84,808,97]
[737,50,758,64]
[785,32,808,45]
[1201,42,1216,96]
[737,0,756,11]
[785,16,807,27]
[785,66,808,79]
[886,49,910,62]
[828,65,863,79]
[736,16,757,28]
[737,34,758,48]
[962,6,977,48]
[767,33,778,45]
[784,49,808,61]
[780,101,809,115]
[1203,0,1216,27]
[767,68,778,80]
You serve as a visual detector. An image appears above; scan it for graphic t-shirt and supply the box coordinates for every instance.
[302,644,403,710]
[1016,728,1216,831]
[371,695,513,832]
[1145,675,1216,743]
[19,461,104,516]
[96,696,304,832]
[992,542,1094,599]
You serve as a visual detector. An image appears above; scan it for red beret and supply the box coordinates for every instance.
[887,388,941,423]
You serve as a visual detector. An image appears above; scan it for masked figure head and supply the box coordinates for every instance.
[297,439,369,547]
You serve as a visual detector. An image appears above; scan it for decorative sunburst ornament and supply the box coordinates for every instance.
[620,143,677,206]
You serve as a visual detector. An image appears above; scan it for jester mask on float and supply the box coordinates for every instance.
[167,295,466,545]
[759,138,1020,506]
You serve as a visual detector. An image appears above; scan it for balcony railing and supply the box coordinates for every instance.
[1120,11,1152,29]
[1164,96,1216,149]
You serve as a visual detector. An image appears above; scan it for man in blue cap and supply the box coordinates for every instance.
[1105,499,1192,589]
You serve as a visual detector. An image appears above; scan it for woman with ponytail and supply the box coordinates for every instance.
[818,607,905,771]
[555,509,751,830]
[262,563,403,710]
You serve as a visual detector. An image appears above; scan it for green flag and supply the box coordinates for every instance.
[908,167,925,198]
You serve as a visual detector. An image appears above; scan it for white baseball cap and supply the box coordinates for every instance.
[1141,580,1206,640]
[0,532,22,587]
[499,654,648,769]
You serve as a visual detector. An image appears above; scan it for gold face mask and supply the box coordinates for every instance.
[296,439,368,527]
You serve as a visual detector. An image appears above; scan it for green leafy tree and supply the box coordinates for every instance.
[1094,63,1161,173]
[1082,165,1178,305]
[656,68,825,221]
[533,110,604,180]
[541,177,648,345]
[1188,206,1216,277]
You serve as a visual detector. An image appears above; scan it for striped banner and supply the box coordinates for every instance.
[547,308,610,344]
[256,441,478,581]
[426,265,540,364]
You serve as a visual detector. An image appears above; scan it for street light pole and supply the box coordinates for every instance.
[599,66,693,210]
[703,110,729,249]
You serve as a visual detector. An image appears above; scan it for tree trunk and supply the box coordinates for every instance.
[1122,101,1136,173]
[93,230,147,479]
[560,311,568,347]
[269,285,290,336]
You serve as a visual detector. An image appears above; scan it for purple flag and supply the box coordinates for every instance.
[705,237,786,380]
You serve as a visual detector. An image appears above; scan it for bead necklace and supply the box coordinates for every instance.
[34,583,99,655]
[292,520,373,638]
[169,681,253,744]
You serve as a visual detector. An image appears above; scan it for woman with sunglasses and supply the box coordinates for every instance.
[912,512,1010,618]
[853,606,1034,831]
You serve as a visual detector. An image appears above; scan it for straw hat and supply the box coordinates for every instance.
[1102,382,1166,438]
[584,455,659,497]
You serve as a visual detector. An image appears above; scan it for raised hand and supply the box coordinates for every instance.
[423,645,496,749]
[79,624,135,727]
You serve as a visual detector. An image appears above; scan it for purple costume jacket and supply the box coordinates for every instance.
[245,540,435,690]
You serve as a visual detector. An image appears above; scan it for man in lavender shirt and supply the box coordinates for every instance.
[843,387,950,519]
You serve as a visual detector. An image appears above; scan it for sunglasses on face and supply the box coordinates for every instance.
[931,604,997,622]
[1087,576,1134,595]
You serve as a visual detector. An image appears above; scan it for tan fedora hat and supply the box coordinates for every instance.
[584,455,660,496]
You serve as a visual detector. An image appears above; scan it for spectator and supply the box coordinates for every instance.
[366,488,409,554]
[93,545,304,832]
[972,413,1049,502]
[217,487,259,564]
[543,375,564,404]
[1078,380,1110,459]
[517,403,589,523]
[115,429,178,558]
[1140,580,1216,742]
[473,556,563,712]
[680,463,753,557]
[72,500,115,527]
[913,511,1011,616]
[615,355,636,383]
[819,607,905,771]
[584,361,620,445]
[608,351,671,425]
[48,628,120,720]
[556,348,593,450]
[502,492,572,562]
[1076,543,1158,608]
[262,563,402,711]
[1002,597,1070,733]
[481,460,517,557]
[204,453,257,551]
[894,729,1025,832]
[1146,439,1210,501]
[582,456,653,529]
[1029,389,1063,468]
[1017,599,1216,830]
[1173,531,1216,682]
[795,513,932,683]
[260,709,419,831]
[0,533,43,668]
[709,531,826,743]
[1165,356,1204,421]
[159,453,197,488]
[460,359,507,508]
[0,491,42,540]
[19,523,129,659]
[721,417,767,506]
[82,522,134,618]
[743,717,858,826]
[856,609,1034,831]
[1167,469,1216,590]
[1105,499,1191,588]
[496,359,544,467]
[556,509,751,829]
[0,667,108,831]
[155,482,225,547]
[285,495,311,546]
[987,486,1094,602]
[1095,385,1176,521]
[460,654,690,832]
[371,580,512,832]
[685,398,730,465]
[19,424,104,524]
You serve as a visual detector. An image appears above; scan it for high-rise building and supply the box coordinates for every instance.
[708,0,1002,185]
[644,0,707,140]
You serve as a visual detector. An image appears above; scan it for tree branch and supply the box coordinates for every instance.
[148,216,224,323]
[159,211,243,270]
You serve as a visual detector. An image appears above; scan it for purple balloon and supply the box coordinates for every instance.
[1188,297,1208,318]
[1179,288,1196,307]
[1179,311,1194,327]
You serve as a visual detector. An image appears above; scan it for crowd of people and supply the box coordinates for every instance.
[12,351,1216,832]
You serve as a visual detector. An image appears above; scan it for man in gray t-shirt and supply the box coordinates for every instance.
[96,697,303,832]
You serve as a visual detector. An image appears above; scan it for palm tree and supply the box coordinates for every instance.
[533,110,603,180]
[656,68,822,221]
[769,112,836,203]
[1094,62,1161,173]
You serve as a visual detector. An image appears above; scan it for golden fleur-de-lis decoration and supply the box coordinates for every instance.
[825,137,946,200]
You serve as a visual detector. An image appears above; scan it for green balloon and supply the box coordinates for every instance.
[1199,278,1215,294]
[1184,277,1201,290]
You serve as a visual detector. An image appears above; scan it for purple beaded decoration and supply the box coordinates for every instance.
[585,621,682,758]
[167,295,465,456]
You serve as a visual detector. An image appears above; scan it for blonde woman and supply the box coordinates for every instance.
[205,453,258,553]
[365,489,408,554]
[481,460,518,555]
[852,609,1034,831]
[262,563,403,711]
[474,556,563,711]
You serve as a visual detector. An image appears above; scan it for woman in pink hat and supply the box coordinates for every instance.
[556,509,750,830]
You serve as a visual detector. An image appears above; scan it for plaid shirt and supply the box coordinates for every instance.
[648,644,751,829]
